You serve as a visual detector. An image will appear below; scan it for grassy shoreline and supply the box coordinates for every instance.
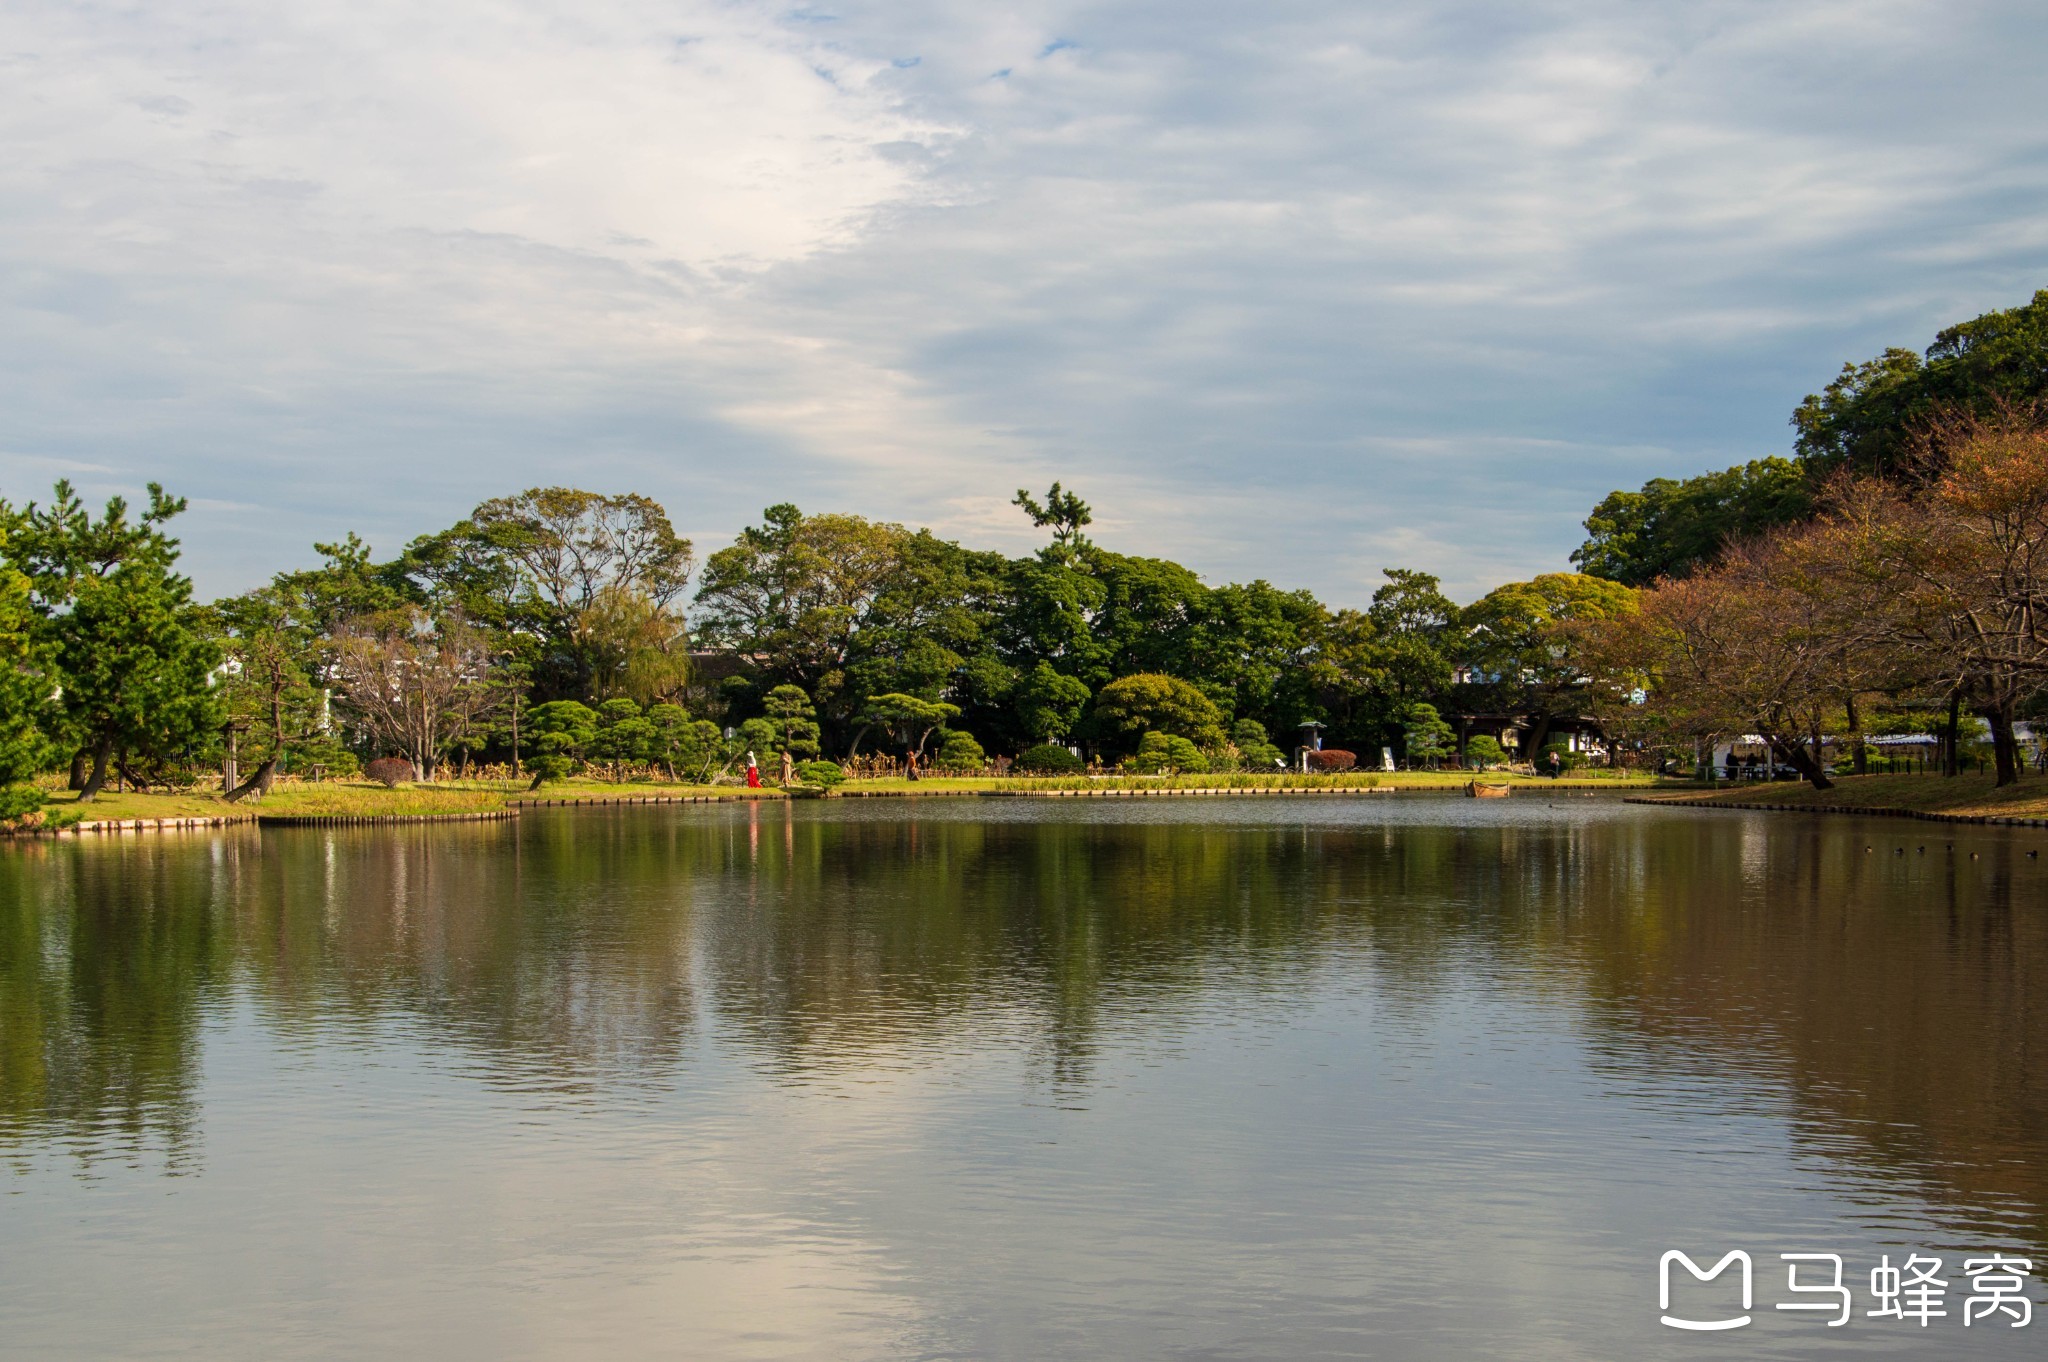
[14,768,1662,831]
[1632,772,2048,822]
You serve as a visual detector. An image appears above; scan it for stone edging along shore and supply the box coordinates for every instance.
[1629,794,2048,830]
[6,813,252,838]
[253,809,523,828]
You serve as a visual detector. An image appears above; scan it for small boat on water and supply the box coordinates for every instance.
[1466,781,1511,799]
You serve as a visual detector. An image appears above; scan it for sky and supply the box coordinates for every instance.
[3,0,2046,606]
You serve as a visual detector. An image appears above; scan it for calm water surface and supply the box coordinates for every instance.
[2,797,2044,1360]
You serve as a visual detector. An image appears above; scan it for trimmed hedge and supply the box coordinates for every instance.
[364,757,417,787]
[1018,743,1084,774]
[798,760,846,786]
[1305,749,1357,773]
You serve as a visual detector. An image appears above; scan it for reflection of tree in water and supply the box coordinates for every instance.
[1543,818,2048,1253]
[229,818,703,1090]
[2,803,2045,1252]
[0,837,234,1170]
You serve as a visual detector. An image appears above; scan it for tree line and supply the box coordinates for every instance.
[1570,289,2048,788]
[0,479,1642,806]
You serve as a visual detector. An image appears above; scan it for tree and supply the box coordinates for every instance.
[330,608,502,778]
[1401,704,1456,767]
[1613,537,1874,790]
[1091,673,1226,748]
[852,693,961,758]
[693,504,913,718]
[5,482,220,798]
[1367,570,1464,709]
[1461,572,1639,758]
[1132,731,1206,774]
[1814,405,2048,786]
[582,585,691,705]
[1794,289,2048,479]
[1012,482,1093,561]
[761,684,822,758]
[1012,662,1091,744]
[1573,458,1815,586]
[1464,735,1507,768]
[1086,551,1209,687]
[0,535,57,818]
[399,487,694,701]
[210,589,344,800]
[936,730,985,768]
[1912,409,2048,784]
[1310,571,1463,756]
[590,698,656,781]
[1188,581,1324,733]
[525,700,599,785]
[645,703,723,782]
[1228,718,1286,770]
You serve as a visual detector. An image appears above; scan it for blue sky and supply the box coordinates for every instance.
[3,0,2045,604]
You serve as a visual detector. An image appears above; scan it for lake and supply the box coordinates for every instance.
[2,796,2044,1360]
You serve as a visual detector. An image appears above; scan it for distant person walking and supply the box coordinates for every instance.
[905,749,920,782]
[1547,750,1562,780]
[745,751,761,789]
[779,748,794,786]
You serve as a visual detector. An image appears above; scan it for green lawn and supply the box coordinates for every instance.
[37,788,249,822]
[1636,772,2048,819]
[23,766,1664,829]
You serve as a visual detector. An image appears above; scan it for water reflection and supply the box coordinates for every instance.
[4,802,2041,1235]
[2,798,2045,1357]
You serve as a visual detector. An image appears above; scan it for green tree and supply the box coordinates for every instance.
[0,535,57,818]
[761,684,822,758]
[1572,457,1814,586]
[1368,570,1464,706]
[6,482,220,798]
[1092,673,1226,748]
[1312,571,1462,756]
[1131,732,1207,774]
[1086,551,1209,687]
[851,693,961,758]
[1011,482,1093,561]
[1402,704,1456,767]
[591,698,655,780]
[581,586,691,706]
[526,700,598,786]
[210,589,340,798]
[1464,735,1507,768]
[1793,289,2048,479]
[644,703,722,782]
[1189,581,1325,733]
[694,504,917,724]
[1461,573,1639,759]
[935,730,985,768]
[1012,662,1091,744]
[1229,718,1285,770]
